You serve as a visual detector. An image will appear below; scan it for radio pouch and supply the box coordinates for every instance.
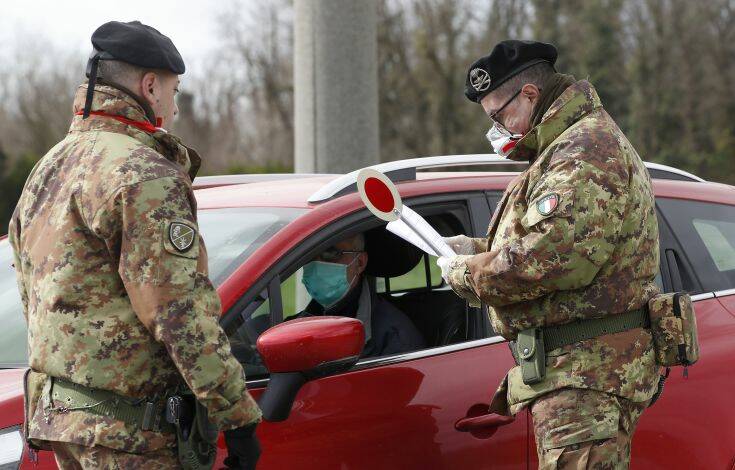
[516,328,545,385]
[647,292,700,368]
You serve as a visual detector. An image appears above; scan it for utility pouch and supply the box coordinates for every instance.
[166,393,218,470]
[516,328,545,385]
[647,292,700,368]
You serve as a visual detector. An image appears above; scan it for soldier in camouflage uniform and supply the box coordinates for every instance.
[8,21,261,469]
[438,40,660,468]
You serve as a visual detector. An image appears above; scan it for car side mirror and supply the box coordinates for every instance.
[255,316,365,421]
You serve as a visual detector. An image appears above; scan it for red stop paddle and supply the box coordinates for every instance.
[357,169,402,222]
[357,168,447,256]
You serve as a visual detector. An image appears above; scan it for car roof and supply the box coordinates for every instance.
[195,172,521,209]
[194,171,735,210]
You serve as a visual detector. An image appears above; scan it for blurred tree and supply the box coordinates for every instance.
[532,0,629,121]
[172,0,294,175]
[1,151,37,234]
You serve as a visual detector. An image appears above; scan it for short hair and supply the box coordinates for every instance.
[96,58,148,88]
[492,62,555,100]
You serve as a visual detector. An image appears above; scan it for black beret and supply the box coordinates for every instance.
[90,20,185,74]
[465,40,557,103]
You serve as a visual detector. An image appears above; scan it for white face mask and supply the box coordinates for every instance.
[485,123,522,157]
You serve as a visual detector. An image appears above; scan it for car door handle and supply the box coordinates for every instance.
[455,413,515,431]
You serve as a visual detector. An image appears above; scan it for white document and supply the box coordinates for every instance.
[386,205,456,258]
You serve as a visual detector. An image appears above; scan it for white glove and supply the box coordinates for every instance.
[436,256,451,284]
[443,235,475,255]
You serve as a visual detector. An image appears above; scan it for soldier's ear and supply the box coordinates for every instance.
[521,83,540,101]
[140,72,159,105]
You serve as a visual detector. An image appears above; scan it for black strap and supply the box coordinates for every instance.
[83,50,116,119]
[83,54,101,119]
[543,308,649,353]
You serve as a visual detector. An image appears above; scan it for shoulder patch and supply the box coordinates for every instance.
[536,193,559,216]
[169,222,196,252]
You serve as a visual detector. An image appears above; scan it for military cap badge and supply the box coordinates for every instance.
[469,68,491,92]
[169,222,196,252]
[536,193,559,216]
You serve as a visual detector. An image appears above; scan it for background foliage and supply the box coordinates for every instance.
[2,0,735,235]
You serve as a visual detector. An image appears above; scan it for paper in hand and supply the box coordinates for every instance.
[386,205,456,257]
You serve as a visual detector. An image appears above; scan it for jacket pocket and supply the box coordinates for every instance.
[542,407,618,451]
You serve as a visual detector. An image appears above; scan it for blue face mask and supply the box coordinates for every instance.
[301,256,359,308]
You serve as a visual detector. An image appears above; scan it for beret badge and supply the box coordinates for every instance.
[469,68,491,92]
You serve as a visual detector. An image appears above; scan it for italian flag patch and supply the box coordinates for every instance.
[536,193,559,216]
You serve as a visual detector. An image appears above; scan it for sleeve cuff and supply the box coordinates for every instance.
[207,391,262,430]
[447,255,482,307]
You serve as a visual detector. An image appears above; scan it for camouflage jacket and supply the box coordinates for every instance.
[8,84,261,453]
[447,81,660,414]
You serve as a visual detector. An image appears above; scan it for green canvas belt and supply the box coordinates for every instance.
[47,377,175,433]
[542,307,649,353]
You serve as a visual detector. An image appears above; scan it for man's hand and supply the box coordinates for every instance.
[437,256,452,284]
[443,235,475,255]
[438,255,483,307]
[224,423,260,470]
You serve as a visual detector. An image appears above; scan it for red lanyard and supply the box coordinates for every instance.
[75,111,161,134]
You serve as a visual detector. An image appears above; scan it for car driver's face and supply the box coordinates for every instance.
[315,239,368,288]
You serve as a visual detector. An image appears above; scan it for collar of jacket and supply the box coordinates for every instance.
[508,80,603,162]
[69,82,202,180]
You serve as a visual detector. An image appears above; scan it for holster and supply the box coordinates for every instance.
[516,328,546,385]
[166,392,218,470]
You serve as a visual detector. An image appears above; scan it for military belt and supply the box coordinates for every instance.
[48,377,175,433]
[509,308,650,364]
[542,307,649,353]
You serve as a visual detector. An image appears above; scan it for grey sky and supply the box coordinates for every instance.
[0,0,223,66]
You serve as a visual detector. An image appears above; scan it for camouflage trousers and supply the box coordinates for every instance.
[530,388,648,470]
[50,442,180,469]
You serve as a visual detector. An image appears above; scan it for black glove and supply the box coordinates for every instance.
[224,423,261,470]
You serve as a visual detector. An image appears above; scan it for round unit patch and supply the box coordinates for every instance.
[169,222,196,252]
[469,68,491,92]
[536,193,559,216]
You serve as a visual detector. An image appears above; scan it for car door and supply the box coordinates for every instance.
[220,193,528,470]
[630,196,735,469]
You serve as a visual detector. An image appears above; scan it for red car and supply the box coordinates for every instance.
[0,155,733,469]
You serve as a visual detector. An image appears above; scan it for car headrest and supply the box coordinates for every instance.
[364,226,423,278]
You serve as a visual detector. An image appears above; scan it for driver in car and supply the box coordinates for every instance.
[295,234,426,357]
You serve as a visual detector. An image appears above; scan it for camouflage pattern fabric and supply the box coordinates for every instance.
[446,80,660,415]
[647,293,699,366]
[8,83,261,453]
[51,441,179,469]
[531,388,648,470]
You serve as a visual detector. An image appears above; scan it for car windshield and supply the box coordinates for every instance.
[0,207,306,368]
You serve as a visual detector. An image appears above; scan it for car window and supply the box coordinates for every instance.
[199,207,308,285]
[0,240,28,367]
[227,268,313,379]
[375,254,442,293]
[225,201,490,379]
[657,198,735,292]
[691,219,735,272]
[374,214,461,294]
[228,288,271,378]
